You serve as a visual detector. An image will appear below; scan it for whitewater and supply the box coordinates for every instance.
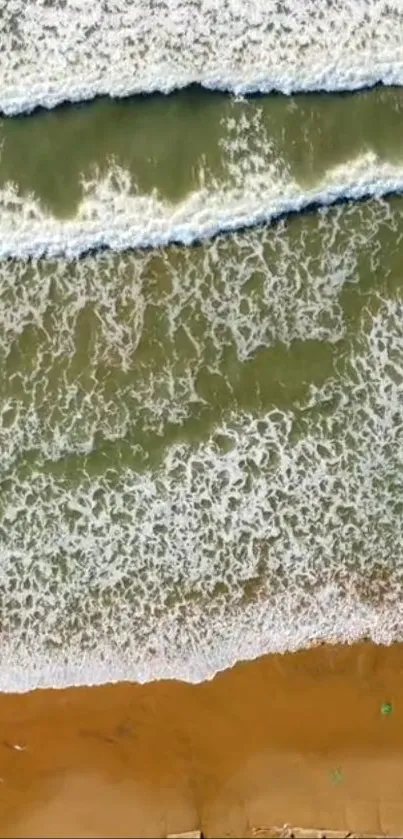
[3,286,403,691]
[1,0,403,115]
[3,3,403,693]
[1,191,403,692]
[2,152,403,259]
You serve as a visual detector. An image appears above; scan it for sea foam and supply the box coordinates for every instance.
[1,152,403,259]
[1,0,403,115]
[2,295,403,691]
[0,199,362,471]
[1,197,403,691]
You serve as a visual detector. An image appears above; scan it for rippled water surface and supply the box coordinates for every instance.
[2,2,403,690]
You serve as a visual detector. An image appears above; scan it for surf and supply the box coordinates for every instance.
[2,294,403,691]
[1,195,403,691]
[1,152,403,259]
[2,0,403,115]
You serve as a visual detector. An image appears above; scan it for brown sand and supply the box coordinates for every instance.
[0,642,403,838]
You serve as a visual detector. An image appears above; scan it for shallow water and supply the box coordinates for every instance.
[2,4,403,690]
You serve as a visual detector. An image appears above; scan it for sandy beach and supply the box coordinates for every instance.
[0,641,402,837]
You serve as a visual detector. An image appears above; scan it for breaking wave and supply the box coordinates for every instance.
[2,0,403,115]
[2,152,403,259]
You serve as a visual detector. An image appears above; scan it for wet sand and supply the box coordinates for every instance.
[0,642,403,838]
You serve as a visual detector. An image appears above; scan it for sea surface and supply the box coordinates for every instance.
[2,1,403,690]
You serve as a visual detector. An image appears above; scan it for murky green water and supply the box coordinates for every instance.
[2,87,403,214]
[2,77,403,689]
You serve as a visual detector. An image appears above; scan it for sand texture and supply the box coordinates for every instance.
[0,642,403,837]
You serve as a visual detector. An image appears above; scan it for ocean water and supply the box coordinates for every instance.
[2,3,403,691]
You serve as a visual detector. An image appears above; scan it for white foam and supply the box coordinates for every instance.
[1,152,403,259]
[1,291,403,690]
[2,0,403,115]
[0,197,372,471]
[1,100,403,687]
[4,592,403,692]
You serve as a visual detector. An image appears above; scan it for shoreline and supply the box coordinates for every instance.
[0,642,403,837]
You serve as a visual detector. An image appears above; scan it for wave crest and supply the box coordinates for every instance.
[2,0,403,114]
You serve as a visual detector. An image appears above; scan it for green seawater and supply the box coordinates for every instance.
[1,87,403,214]
[1,86,403,688]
